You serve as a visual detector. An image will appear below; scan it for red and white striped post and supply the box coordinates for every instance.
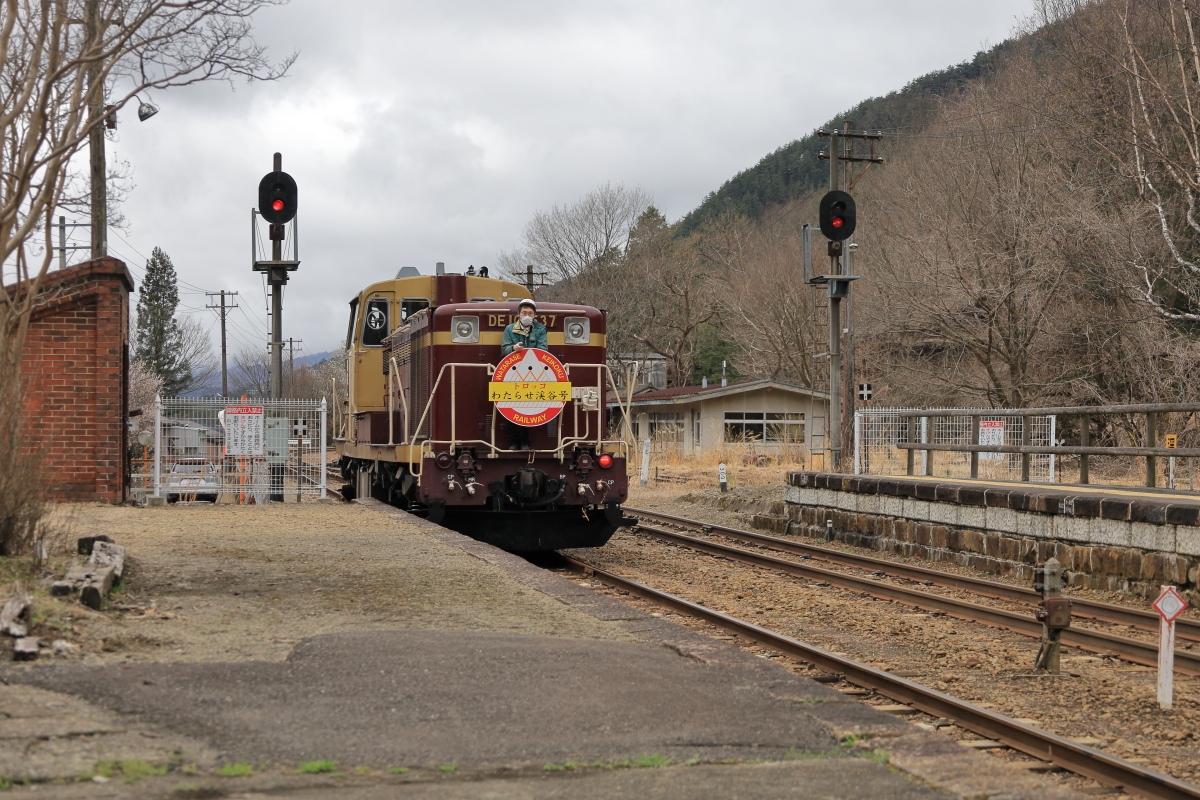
[1153,585,1189,710]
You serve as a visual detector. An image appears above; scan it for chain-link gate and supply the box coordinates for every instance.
[854,407,1056,483]
[131,396,327,504]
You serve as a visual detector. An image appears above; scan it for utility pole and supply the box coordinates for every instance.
[206,290,240,396]
[523,264,547,295]
[286,337,302,393]
[816,121,883,472]
[58,217,89,270]
[85,0,106,259]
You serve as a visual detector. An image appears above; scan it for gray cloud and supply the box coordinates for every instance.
[97,0,1037,356]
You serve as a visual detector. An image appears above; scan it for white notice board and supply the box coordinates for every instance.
[225,406,264,456]
[979,420,1005,461]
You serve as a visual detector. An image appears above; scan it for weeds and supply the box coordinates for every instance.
[295,760,336,774]
[387,766,408,774]
[91,758,168,783]
[436,763,457,773]
[216,762,254,777]
[632,752,672,767]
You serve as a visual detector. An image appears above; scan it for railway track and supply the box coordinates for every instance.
[561,555,1200,800]
[625,507,1200,674]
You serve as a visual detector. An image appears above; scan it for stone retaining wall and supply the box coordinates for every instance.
[770,472,1200,604]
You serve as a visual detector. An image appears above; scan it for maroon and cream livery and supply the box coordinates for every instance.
[335,269,630,551]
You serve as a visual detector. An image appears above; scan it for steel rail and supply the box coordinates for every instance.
[562,556,1200,800]
[626,507,1200,644]
[626,520,1200,676]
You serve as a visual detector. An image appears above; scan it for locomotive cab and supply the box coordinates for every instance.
[335,269,632,551]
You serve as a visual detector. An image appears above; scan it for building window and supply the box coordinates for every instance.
[724,412,804,443]
[766,412,805,443]
[649,412,683,441]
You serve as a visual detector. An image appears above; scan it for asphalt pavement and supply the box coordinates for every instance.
[1,498,1089,798]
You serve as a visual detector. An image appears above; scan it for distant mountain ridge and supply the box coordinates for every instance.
[677,39,1016,234]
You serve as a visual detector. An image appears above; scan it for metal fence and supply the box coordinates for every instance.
[131,396,327,504]
[854,407,1056,483]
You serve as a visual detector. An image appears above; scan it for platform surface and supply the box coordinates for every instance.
[1,498,1086,799]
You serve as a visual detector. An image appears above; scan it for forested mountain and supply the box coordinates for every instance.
[506,0,1200,420]
[677,40,1017,234]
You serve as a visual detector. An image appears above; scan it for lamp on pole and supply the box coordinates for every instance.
[86,84,158,259]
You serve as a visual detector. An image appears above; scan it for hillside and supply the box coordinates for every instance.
[676,39,1017,234]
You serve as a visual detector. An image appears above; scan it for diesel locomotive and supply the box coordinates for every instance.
[334,266,631,551]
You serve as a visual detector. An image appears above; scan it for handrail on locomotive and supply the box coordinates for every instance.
[383,359,633,481]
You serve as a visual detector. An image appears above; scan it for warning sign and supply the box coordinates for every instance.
[491,349,572,427]
[224,406,264,456]
[979,420,1005,461]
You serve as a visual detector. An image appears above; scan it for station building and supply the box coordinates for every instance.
[609,379,830,456]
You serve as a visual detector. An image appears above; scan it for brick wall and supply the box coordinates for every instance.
[16,258,133,503]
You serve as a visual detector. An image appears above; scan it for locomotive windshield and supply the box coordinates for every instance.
[361,297,390,347]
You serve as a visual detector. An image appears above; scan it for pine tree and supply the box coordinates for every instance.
[134,247,191,395]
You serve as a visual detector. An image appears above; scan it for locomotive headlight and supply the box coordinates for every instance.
[564,316,590,344]
[435,451,454,469]
[451,315,479,343]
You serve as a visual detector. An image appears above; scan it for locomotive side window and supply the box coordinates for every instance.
[400,297,430,323]
[361,297,390,347]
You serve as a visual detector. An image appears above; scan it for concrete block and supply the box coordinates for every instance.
[958,505,986,529]
[902,498,930,521]
[926,501,958,525]
[1015,511,1052,540]
[881,496,904,518]
[1051,515,1090,543]
[983,507,1019,535]
[783,485,802,506]
[856,494,880,515]
[1090,520,1132,548]
[1176,526,1200,557]
[1129,522,1175,554]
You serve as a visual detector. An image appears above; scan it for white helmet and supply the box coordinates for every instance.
[518,298,536,311]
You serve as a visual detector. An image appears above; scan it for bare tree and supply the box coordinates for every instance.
[623,214,721,387]
[857,63,1148,408]
[1034,0,1200,320]
[231,345,270,397]
[175,314,218,394]
[509,182,652,284]
[0,0,291,551]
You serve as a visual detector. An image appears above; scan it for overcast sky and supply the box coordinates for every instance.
[88,0,1039,363]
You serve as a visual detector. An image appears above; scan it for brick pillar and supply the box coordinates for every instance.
[15,258,134,503]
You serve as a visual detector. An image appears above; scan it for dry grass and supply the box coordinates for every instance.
[625,441,810,494]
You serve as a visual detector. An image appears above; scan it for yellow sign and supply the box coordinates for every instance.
[1166,434,1178,448]
[488,381,572,403]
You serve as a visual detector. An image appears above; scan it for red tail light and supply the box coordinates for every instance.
[597,453,613,468]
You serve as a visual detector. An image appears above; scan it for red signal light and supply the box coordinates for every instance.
[272,199,285,212]
[831,216,844,228]
[597,453,613,468]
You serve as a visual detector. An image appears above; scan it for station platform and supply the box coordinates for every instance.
[1,498,1088,799]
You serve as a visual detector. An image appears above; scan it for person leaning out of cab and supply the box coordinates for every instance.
[501,298,547,356]
[500,299,548,451]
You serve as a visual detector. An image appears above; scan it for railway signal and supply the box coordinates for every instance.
[819,190,856,242]
[258,170,298,225]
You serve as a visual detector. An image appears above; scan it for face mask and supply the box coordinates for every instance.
[519,314,534,328]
